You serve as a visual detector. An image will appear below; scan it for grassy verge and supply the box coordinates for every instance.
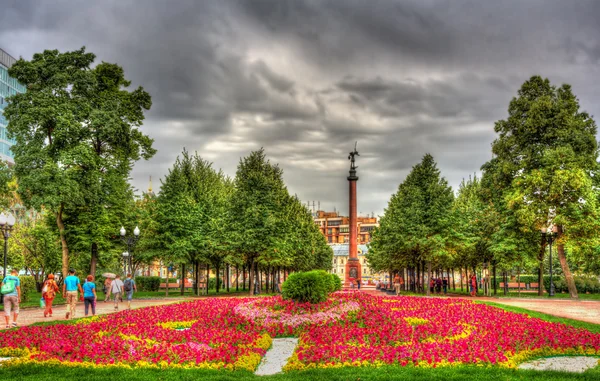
[0,362,598,381]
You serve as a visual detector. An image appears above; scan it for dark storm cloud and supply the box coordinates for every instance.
[2,0,600,216]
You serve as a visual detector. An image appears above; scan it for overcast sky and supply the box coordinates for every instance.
[2,0,600,217]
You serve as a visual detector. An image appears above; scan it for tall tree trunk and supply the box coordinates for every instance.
[243,265,247,292]
[556,225,578,299]
[56,204,69,281]
[165,269,169,297]
[265,266,269,293]
[492,262,497,296]
[90,242,98,276]
[226,264,230,293]
[206,264,210,295]
[215,263,220,293]
[248,257,255,296]
[426,261,432,296]
[236,266,239,291]
[180,263,185,295]
[258,266,262,294]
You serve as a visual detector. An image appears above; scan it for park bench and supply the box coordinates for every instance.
[498,282,537,292]
[159,281,196,290]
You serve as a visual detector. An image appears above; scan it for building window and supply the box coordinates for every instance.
[363,268,367,274]
[328,220,341,226]
[341,269,344,274]
[333,258,337,264]
[327,236,332,243]
[327,228,332,234]
[360,226,375,232]
[340,227,349,233]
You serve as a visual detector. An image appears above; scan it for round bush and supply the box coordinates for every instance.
[281,270,332,304]
[330,273,342,292]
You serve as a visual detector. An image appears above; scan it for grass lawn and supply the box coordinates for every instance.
[0,362,598,381]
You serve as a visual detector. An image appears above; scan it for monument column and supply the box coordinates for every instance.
[345,143,361,288]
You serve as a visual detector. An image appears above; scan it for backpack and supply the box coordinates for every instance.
[1,279,15,294]
[124,278,133,292]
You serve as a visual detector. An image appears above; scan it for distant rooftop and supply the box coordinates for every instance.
[331,243,370,256]
[0,48,17,68]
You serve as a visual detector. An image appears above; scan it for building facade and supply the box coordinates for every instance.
[313,210,384,283]
[0,48,26,164]
[313,210,378,244]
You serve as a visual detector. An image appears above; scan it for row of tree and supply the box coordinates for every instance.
[2,47,331,294]
[367,76,600,298]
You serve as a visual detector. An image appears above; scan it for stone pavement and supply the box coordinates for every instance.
[1,297,190,328]
[471,296,600,324]
[364,290,600,324]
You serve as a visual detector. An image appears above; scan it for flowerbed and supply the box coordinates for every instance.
[0,293,598,372]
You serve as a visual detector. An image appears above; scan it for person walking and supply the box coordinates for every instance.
[111,275,124,311]
[357,278,361,290]
[1,269,21,329]
[123,273,136,310]
[103,277,113,302]
[83,275,97,316]
[393,273,400,295]
[62,269,83,320]
[42,274,59,317]
[470,274,478,297]
[442,277,448,295]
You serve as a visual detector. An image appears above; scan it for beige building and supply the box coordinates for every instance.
[330,244,385,284]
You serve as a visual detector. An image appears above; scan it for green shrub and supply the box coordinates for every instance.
[135,276,161,292]
[330,273,342,292]
[18,276,36,302]
[281,270,331,304]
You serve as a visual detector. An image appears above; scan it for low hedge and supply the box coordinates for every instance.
[135,276,161,292]
[330,273,342,292]
[282,270,332,304]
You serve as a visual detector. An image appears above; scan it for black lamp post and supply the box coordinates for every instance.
[0,212,16,279]
[541,226,557,297]
[0,212,16,305]
[120,226,140,275]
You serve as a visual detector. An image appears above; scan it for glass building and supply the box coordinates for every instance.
[0,48,26,164]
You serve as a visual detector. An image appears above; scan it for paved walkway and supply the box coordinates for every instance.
[471,296,600,324]
[365,290,600,324]
[2,297,190,328]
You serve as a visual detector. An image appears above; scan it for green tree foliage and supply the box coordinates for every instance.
[229,149,332,295]
[368,154,454,295]
[156,150,231,293]
[4,47,155,278]
[483,76,600,298]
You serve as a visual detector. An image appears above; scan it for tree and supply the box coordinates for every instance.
[485,76,600,298]
[368,154,454,295]
[4,47,155,278]
[156,150,232,294]
[230,149,292,295]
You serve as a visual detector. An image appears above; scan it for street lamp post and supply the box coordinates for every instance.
[0,212,16,305]
[0,212,16,279]
[541,226,557,297]
[120,226,140,275]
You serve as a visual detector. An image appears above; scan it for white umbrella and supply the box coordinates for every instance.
[102,273,116,279]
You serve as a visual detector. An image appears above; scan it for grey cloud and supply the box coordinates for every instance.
[2,0,600,216]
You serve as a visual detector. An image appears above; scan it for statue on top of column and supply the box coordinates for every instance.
[348,141,359,170]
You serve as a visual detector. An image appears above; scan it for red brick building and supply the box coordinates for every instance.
[313,210,378,244]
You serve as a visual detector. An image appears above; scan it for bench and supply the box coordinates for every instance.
[159,282,197,290]
[498,282,538,292]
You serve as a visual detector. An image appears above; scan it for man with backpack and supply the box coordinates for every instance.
[124,273,137,310]
[1,269,21,329]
